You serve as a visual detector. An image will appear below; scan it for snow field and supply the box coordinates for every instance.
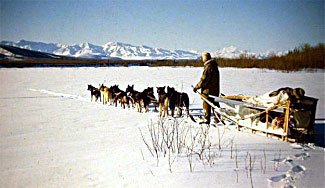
[0,67,324,188]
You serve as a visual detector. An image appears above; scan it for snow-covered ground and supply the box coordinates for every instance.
[0,67,324,188]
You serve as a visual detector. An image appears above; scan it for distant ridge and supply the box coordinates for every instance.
[0,40,199,60]
[0,40,286,60]
[0,44,71,60]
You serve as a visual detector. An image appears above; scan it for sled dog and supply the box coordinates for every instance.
[99,84,112,105]
[111,85,130,109]
[87,85,101,102]
[156,86,169,117]
[126,85,139,108]
[167,86,190,117]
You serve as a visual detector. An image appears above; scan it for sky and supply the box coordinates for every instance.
[0,0,324,53]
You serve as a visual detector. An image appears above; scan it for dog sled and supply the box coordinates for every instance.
[195,88,318,142]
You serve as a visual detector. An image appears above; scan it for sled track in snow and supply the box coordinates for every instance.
[28,89,89,102]
[0,96,62,99]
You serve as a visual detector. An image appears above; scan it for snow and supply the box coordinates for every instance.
[0,67,324,188]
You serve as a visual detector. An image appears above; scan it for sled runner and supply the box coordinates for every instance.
[194,89,318,142]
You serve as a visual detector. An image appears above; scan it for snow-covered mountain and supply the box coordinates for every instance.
[0,40,198,60]
[211,46,285,59]
[0,40,286,60]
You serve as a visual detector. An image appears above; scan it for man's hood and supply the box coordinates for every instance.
[204,59,216,66]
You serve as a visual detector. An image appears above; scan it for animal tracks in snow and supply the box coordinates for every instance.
[84,173,104,188]
[294,152,310,160]
[268,174,289,184]
[290,165,306,174]
[290,142,316,151]
[267,143,313,187]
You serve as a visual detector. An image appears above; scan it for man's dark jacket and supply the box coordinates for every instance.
[195,59,220,96]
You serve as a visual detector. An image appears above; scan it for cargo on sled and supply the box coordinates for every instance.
[196,88,318,142]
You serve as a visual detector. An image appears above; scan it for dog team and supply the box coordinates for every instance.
[87,84,191,118]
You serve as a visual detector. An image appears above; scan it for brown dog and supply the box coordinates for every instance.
[135,87,152,113]
[111,85,130,109]
[157,86,169,117]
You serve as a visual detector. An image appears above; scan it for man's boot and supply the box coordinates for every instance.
[213,116,220,124]
[200,101,211,124]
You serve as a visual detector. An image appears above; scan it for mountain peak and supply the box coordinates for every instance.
[18,39,27,43]
[79,42,92,48]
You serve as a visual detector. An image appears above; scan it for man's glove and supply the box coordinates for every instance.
[193,87,198,93]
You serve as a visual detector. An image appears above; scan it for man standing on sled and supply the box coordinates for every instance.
[193,52,220,124]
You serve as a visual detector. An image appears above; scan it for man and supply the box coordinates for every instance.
[193,52,220,124]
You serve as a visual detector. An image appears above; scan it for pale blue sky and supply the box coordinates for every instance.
[1,0,324,53]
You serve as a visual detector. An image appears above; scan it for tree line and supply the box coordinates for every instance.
[153,43,324,71]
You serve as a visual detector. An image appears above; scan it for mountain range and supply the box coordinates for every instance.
[0,40,286,60]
